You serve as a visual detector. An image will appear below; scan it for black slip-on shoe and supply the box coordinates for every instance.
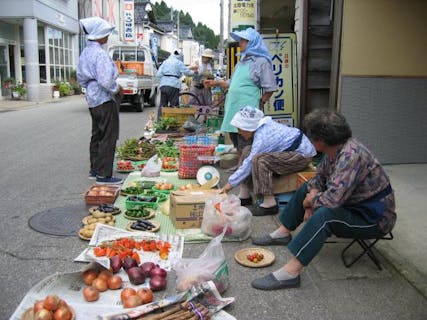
[239,197,253,206]
[251,273,300,290]
[251,234,292,246]
[252,204,279,216]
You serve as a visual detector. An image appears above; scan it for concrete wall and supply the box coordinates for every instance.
[341,0,427,77]
[338,0,427,164]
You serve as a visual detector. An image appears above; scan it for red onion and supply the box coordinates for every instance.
[110,255,122,273]
[140,262,156,277]
[149,275,167,291]
[127,267,146,285]
[149,266,167,278]
[122,256,138,271]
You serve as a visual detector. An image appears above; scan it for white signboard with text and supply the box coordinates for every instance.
[123,0,135,42]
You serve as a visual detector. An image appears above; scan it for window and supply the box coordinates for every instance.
[47,27,73,82]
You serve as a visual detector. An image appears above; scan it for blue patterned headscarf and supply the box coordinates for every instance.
[230,28,272,64]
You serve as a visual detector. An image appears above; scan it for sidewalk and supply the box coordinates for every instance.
[0,95,83,111]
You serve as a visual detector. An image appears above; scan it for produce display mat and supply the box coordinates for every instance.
[114,172,243,243]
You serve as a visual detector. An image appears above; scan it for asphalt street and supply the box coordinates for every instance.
[0,96,426,319]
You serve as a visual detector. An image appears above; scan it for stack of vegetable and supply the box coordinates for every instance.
[154,117,179,132]
[117,138,157,160]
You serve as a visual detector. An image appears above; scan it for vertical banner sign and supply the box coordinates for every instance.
[123,0,135,42]
[230,0,257,32]
[262,34,298,127]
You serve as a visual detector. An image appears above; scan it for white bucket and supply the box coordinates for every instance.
[53,90,60,98]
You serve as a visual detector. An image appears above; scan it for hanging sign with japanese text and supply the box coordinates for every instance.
[123,0,135,42]
[230,0,257,32]
[262,33,298,126]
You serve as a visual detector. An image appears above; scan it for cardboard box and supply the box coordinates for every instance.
[169,189,225,229]
[272,169,316,194]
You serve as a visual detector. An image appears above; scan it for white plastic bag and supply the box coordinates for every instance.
[141,154,161,177]
[173,229,229,293]
[201,194,252,240]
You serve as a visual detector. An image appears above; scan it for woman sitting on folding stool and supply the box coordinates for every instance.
[220,106,316,216]
[250,109,396,290]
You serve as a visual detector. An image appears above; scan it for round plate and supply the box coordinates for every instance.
[196,165,220,187]
[123,208,156,220]
[126,221,160,232]
[78,229,92,241]
[234,247,275,268]
[88,206,121,215]
[21,306,76,320]
[82,215,115,225]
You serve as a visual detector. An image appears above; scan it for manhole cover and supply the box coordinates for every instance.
[28,204,88,236]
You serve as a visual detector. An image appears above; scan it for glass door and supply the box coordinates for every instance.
[0,45,9,96]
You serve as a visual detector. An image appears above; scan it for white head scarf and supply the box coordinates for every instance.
[80,17,115,40]
[230,106,265,132]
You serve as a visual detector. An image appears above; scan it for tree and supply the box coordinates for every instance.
[152,1,219,49]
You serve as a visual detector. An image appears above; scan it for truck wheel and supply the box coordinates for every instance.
[135,94,144,112]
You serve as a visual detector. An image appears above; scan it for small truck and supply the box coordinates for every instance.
[110,44,160,112]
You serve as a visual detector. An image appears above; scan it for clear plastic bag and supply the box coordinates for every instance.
[173,229,229,293]
[141,154,161,177]
[201,194,252,241]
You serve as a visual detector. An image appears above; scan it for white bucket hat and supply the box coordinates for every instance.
[202,49,215,59]
[230,106,264,132]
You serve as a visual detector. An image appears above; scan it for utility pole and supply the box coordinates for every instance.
[219,0,224,68]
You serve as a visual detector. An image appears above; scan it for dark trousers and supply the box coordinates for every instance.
[159,86,180,118]
[89,100,119,177]
[280,183,384,266]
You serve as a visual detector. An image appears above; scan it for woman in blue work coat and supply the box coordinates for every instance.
[205,27,276,163]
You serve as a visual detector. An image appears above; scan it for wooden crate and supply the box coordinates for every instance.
[161,107,197,125]
[297,171,317,188]
[84,185,120,205]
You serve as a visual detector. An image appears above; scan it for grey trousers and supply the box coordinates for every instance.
[240,146,312,196]
[89,100,119,177]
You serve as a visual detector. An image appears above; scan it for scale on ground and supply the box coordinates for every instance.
[196,156,221,189]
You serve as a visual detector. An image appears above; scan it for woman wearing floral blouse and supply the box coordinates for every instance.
[251,109,396,290]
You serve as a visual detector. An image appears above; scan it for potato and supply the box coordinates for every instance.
[92,211,106,218]
[108,221,115,226]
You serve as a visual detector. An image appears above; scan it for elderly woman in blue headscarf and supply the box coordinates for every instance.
[205,28,277,161]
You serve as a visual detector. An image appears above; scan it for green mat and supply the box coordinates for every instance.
[114,171,223,243]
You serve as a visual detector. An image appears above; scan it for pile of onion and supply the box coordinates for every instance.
[30,294,73,320]
[82,267,123,303]
[120,287,154,308]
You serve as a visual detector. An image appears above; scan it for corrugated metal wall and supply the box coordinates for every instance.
[341,76,427,164]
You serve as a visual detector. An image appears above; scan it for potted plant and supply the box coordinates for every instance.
[52,79,61,98]
[3,77,15,89]
[12,82,26,99]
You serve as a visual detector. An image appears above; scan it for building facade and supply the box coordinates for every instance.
[0,0,80,101]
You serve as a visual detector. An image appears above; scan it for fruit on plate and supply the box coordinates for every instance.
[117,160,135,171]
[161,157,178,170]
[246,252,264,263]
[178,183,200,191]
[154,183,174,190]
